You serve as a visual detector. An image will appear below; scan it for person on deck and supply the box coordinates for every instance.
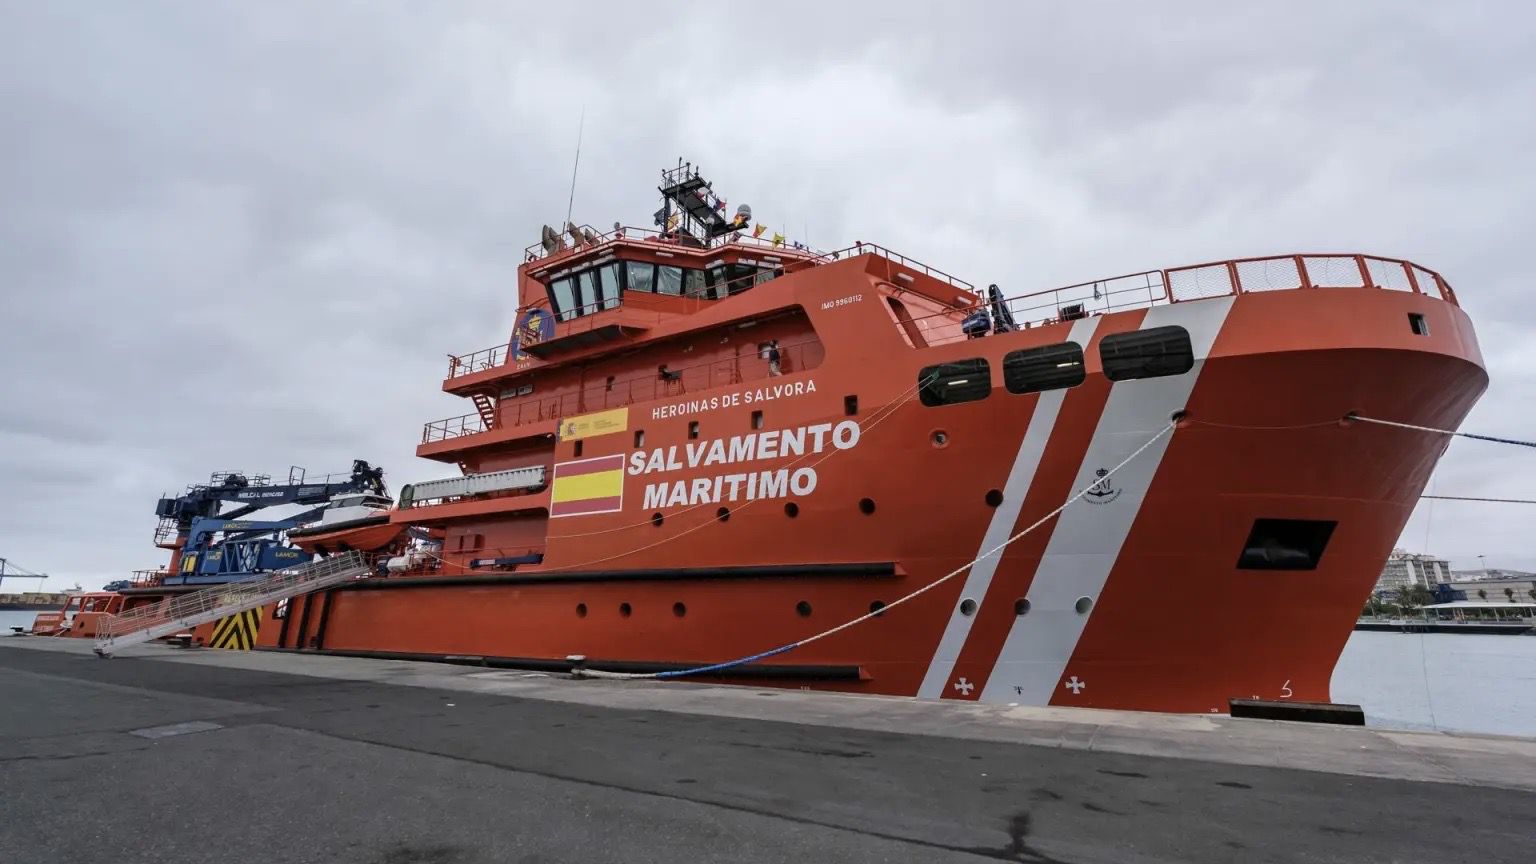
[767,340,782,376]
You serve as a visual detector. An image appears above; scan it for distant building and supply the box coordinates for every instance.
[1449,568,1534,582]
[1374,548,1452,595]
[1445,577,1536,604]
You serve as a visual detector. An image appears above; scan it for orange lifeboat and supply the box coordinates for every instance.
[287,492,408,554]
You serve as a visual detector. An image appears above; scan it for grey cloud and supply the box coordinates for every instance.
[2,1,1533,586]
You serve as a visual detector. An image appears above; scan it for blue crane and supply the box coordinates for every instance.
[152,461,387,586]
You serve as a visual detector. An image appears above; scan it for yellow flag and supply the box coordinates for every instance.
[665,213,679,230]
[752,223,767,238]
[771,232,785,247]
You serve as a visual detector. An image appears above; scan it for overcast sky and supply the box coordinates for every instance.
[2,2,1533,590]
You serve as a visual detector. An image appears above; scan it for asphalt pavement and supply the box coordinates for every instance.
[1,638,1531,864]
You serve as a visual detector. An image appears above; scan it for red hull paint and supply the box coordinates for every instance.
[259,241,1485,715]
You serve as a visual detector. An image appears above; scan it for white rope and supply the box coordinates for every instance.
[576,419,1178,681]
[1350,414,1536,449]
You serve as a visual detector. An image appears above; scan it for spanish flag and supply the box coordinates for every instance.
[752,223,767,238]
[550,454,625,518]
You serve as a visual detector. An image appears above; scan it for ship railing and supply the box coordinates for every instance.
[818,241,976,293]
[94,551,373,656]
[152,515,179,546]
[522,223,827,264]
[909,252,1457,345]
[446,268,789,380]
[130,569,169,587]
[423,339,823,444]
[449,242,968,380]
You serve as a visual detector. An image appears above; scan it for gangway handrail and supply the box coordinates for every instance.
[93,551,373,656]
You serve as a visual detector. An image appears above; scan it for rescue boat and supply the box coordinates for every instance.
[249,161,1486,714]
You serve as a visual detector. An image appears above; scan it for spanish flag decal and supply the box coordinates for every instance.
[550,454,626,518]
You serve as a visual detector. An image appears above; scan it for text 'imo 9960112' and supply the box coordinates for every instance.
[166,161,1493,714]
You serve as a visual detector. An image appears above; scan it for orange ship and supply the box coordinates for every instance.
[253,162,1486,714]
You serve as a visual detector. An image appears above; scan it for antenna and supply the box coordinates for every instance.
[565,107,585,227]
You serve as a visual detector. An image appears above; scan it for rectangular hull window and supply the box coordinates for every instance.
[1100,325,1194,381]
[1236,519,1337,571]
[1003,342,1086,394]
[919,358,991,406]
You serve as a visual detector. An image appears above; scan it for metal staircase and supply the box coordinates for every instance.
[93,551,373,657]
[469,393,498,431]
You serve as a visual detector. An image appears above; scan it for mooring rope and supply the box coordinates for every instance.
[575,419,1178,682]
[1421,494,1536,505]
[1348,414,1536,449]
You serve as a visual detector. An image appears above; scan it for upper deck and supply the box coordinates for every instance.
[420,249,1458,448]
[441,228,975,390]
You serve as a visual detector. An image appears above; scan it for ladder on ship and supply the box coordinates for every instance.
[93,551,373,657]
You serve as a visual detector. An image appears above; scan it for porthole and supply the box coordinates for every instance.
[716,507,730,522]
[784,502,800,518]
[673,602,687,618]
[796,601,812,617]
[620,602,633,618]
[576,603,588,618]
[869,600,886,617]
[1074,596,1093,615]
[859,498,876,515]
[931,430,949,448]
[651,512,664,527]
[959,598,978,617]
[1014,598,1031,616]
[984,489,1003,507]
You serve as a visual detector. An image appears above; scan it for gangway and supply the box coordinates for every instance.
[93,551,373,657]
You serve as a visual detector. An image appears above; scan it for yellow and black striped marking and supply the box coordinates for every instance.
[208,609,261,650]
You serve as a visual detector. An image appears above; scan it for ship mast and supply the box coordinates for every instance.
[654,159,750,248]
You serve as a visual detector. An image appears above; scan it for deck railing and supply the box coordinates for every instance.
[422,340,823,444]
[427,252,1455,443]
[449,241,971,380]
[914,252,1456,347]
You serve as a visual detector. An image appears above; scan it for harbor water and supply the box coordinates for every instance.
[1331,629,1536,738]
[4,610,1531,738]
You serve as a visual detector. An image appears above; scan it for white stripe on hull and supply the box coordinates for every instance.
[917,317,1101,699]
[978,297,1234,704]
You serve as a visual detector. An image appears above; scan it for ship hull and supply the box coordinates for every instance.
[260,285,1485,714]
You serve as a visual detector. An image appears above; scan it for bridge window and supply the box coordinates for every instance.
[1100,326,1193,381]
[577,270,598,316]
[598,263,621,310]
[919,358,991,406]
[627,261,656,293]
[657,265,684,296]
[549,277,578,322]
[684,268,708,298]
[1004,342,1085,394]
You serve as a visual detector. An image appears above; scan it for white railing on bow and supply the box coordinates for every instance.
[93,551,373,657]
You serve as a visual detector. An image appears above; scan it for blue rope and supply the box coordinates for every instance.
[653,642,801,679]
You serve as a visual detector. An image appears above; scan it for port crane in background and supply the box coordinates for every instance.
[146,460,388,587]
[0,558,48,590]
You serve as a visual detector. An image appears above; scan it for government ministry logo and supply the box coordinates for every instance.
[1084,468,1121,504]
